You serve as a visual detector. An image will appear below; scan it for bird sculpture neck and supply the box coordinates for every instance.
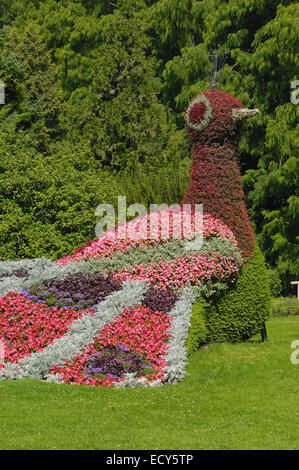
[182,138,255,263]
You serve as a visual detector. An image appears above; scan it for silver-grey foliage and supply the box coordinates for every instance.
[115,286,197,388]
[87,236,242,274]
[114,372,162,388]
[0,258,92,297]
[162,286,197,384]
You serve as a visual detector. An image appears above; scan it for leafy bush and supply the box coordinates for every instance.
[0,127,121,261]
[186,297,208,355]
[271,297,299,317]
[116,156,191,210]
[268,269,282,297]
[203,243,271,343]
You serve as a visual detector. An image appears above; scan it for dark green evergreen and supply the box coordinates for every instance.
[186,297,208,355]
[203,243,271,343]
[0,0,297,292]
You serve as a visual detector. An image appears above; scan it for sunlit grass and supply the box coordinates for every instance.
[0,316,298,450]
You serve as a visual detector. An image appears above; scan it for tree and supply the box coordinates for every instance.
[58,7,182,170]
[0,22,119,260]
[0,0,297,291]
[3,22,63,149]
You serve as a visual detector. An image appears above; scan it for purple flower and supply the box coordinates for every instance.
[82,345,155,381]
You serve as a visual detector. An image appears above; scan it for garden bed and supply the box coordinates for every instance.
[0,207,265,388]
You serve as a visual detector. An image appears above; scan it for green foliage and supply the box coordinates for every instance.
[116,154,191,210]
[267,269,283,297]
[0,124,120,260]
[186,297,208,355]
[143,0,204,66]
[271,297,299,316]
[2,22,63,148]
[18,1,184,170]
[203,243,271,343]
[61,9,178,170]
[0,2,186,260]
[0,0,297,291]
[245,103,299,293]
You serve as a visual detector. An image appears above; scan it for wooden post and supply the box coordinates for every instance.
[291,281,299,300]
[261,323,267,342]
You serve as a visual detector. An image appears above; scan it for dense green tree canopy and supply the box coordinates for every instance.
[0,0,297,293]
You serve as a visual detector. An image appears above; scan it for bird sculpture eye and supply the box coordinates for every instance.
[185,95,212,132]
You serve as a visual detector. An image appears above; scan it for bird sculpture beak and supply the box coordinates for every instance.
[231,108,260,121]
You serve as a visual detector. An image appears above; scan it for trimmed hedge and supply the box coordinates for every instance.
[202,242,271,343]
[186,297,208,355]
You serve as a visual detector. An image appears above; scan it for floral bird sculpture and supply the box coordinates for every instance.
[0,88,271,388]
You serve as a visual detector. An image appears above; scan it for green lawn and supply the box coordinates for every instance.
[1,316,299,450]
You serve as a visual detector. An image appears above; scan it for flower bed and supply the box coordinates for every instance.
[57,209,238,265]
[50,305,172,387]
[0,292,92,364]
[110,252,239,291]
[0,208,243,388]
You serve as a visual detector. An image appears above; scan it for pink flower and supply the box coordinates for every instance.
[50,305,172,387]
[56,210,238,264]
[110,253,239,291]
[0,292,92,363]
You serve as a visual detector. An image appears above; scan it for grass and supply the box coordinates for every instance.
[0,315,299,450]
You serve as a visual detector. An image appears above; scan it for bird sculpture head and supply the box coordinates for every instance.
[184,89,259,145]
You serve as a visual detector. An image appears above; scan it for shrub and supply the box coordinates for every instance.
[0,126,121,261]
[271,298,299,316]
[203,242,271,343]
[268,269,282,297]
[186,297,208,355]
[116,156,191,211]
